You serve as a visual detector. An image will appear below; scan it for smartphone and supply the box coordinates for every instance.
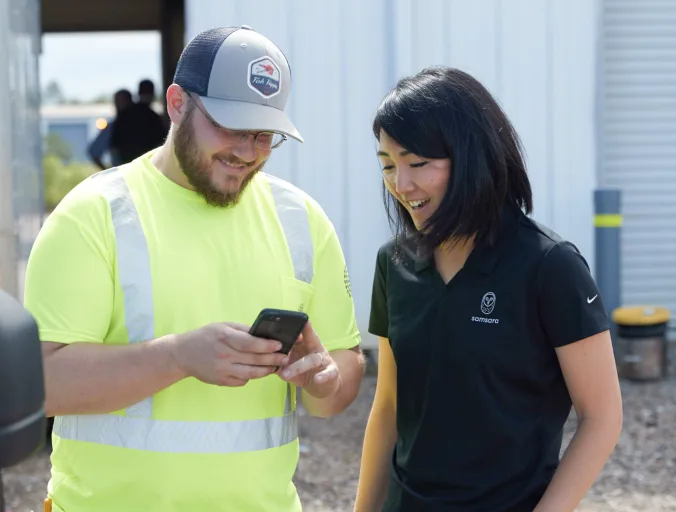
[249,308,309,355]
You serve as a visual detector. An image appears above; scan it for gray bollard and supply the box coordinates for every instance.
[594,189,622,346]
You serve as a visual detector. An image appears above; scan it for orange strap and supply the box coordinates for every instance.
[44,498,52,512]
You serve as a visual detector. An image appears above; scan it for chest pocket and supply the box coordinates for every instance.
[265,172,316,315]
[280,277,315,314]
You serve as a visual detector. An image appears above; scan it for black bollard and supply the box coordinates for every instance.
[0,289,47,511]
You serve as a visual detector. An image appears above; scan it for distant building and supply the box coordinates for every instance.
[40,102,165,166]
[40,103,114,163]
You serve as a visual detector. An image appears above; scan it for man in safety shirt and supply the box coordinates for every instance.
[24,25,365,512]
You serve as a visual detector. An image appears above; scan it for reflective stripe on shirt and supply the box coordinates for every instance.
[53,168,313,453]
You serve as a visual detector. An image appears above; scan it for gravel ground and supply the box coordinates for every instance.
[295,372,676,512]
[4,350,676,512]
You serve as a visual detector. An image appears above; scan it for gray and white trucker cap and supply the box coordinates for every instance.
[173,25,303,142]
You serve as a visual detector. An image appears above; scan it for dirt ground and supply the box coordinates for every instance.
[4,361,676,511]
[296,373,676,512]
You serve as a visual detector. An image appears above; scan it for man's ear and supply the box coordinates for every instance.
[166,84,188,125]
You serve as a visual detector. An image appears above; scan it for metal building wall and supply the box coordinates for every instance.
[390,0,599,263]
[184,0,599,347]
[598,0,676,330]
[0,0,44,301]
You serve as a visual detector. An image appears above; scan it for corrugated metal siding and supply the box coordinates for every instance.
[387,0,599,264]
[599,0,676,328]
[0,0,43,300]
[185,0,599,347]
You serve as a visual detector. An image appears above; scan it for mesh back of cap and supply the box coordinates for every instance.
[173,27,240,95]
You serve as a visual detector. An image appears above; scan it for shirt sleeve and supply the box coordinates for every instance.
[87,124,111,160]
[305,208,361,353]
[537,241,610,348]
[368,244,389,338]
[23,187,114,345]
[109,112,122,149]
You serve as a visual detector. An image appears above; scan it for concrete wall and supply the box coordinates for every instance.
[184,0,600,347]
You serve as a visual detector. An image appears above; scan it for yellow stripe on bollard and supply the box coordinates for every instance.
[594,214,622,228]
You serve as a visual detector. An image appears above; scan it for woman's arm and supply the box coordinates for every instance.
[354,337,398,512]
[533,330,623,512]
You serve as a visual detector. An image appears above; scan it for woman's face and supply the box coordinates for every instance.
[377,130,451,231]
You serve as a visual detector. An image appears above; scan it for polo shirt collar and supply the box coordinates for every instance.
[411,204,524,275]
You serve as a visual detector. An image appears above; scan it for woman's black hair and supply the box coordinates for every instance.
[373,66,533,259]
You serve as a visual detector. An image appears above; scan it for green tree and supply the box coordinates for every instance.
[43,80,66,105]
[44,132,73,162]
[43,133,97,212]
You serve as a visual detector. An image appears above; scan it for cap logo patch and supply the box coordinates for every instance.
[248,57,281,98]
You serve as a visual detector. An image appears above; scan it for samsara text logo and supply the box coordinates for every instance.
[472,292,499,325]
[248,57,281,98]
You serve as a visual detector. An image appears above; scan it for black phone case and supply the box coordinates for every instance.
[249,308,309,354]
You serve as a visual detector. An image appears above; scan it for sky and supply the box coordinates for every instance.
[39,31,162,103]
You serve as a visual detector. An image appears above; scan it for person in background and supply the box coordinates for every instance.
[109,79,168,164]
[25,25,364,512]
[354,66,622,512]
[137,78,171,132]
[137,78,157,105]
[87,88,132,170]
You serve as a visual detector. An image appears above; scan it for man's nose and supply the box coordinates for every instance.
[232,135,258,162]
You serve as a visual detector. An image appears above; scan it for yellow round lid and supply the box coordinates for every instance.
[612,305,670,326]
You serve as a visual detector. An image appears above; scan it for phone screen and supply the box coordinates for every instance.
[250,309,308,354]
[255,317,290,341]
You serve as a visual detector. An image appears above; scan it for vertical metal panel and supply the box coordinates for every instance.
[389,0,598,263]
[412,0,447,66]
[389,0,414,81]
[12,0,44,302]
[549,0,599,265]
[280,0,346,239]
[599,0,676,329]
[0,0,15,296]
[0,0,43,300]
[499,0,551,229]
[338,0,391,346]
[446,0,501,96]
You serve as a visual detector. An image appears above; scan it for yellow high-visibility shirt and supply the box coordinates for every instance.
[24,151,360,512]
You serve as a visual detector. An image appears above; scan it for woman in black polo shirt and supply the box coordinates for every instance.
[355,67,623,512]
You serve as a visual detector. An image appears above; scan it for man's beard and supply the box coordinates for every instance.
[173,111,264,207]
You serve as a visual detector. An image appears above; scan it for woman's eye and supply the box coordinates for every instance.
[410,161,428,168]
[382,165,394,171]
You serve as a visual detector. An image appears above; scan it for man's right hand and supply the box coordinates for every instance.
[170,322,288,387]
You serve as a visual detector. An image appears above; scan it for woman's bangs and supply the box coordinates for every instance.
[373,93,446,160]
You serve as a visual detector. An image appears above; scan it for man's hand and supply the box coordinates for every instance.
[170,322,289,387]
[277,322,340,399]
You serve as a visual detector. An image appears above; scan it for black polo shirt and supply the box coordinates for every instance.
[369,206,610,512]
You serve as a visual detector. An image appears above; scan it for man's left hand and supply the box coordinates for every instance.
[277,321,340,399]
